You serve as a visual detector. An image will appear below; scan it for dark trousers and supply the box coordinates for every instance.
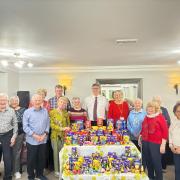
[27,143,46,179]
[174,154,180,180]
[142,141,163,180]
[0,130,13,180]
[0,143,2,161]
[45,138,54,171]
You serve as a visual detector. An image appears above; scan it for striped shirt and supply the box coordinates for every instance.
[0,107,18,138]
[48,96,71,110]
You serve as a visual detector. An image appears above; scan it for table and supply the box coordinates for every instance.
[59,143,149,180]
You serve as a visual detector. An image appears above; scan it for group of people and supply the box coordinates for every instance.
[0,83,179,180]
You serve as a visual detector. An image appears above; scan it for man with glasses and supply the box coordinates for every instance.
[83,83,108,126]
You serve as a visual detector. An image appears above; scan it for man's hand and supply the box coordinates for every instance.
[10,137,16,147]
[32,133,41,142]
[39,133,47,142]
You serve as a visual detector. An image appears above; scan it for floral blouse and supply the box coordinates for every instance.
[49,109,70,140]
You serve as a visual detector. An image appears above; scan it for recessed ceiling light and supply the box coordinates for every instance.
[27,62,34,68]
[172,50,180,54]
[116,38,138,44]
[0,60,9,67]
[177,60,180,65]
[14,61,25,68]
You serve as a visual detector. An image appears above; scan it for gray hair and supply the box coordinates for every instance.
[134,98,143,105]
[72,97,80,102]
[0,93,8,100]
[152,96,162,105]
[31,94,43,101]
[9,96,20,105]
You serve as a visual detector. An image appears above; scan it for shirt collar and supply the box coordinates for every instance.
[132,109,143,113]
[0,108,8,112]
[32,107,43,111]
[92,95,101,98]
[147,112,160,118]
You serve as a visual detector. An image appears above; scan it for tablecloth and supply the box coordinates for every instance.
[59,143,149,180]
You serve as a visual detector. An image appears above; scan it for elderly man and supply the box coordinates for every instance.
[83,83,108,126]
[0,93,18,180]
[49,84,71,110]
[23,94,50,180]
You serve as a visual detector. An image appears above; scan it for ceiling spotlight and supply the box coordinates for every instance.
[116,38,138,44]
[14,61,25,68]
[0,60,9,67]
[27,62,34,68]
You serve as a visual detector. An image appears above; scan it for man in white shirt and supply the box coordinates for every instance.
[83,83,108,126]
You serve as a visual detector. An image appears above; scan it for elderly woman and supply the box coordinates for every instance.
[169,102,180,180]
[68,97,87,123]
[50,97,70,177]
[9,96,26,179]
[153,96,172,171]
[139,101,168,180]
[152,96,171,126]
[127,98,146,149]
[29,89,50,112]
[108,90,129,124]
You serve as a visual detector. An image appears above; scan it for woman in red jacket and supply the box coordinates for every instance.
[139,101,168,180]
[107,90,129,124]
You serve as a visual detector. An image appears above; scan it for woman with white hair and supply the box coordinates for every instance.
[9,96,26,179]
[152,96,171,126]
[127,98,146,149]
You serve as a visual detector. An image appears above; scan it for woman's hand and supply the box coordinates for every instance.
[138,135,142,147]
[10,137,16,147]
[170,144,180,154]
[160,143,166,154]
[64,127,71,131]
[175,147,180,154]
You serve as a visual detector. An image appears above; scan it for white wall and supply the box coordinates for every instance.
[18,69,180,119]
[0,70,19,96]
[0,72,8,93]
[7,70,19,96]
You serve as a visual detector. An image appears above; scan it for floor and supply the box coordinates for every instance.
[0,164,175,180]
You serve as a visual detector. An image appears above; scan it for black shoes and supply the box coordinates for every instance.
[36,175,48,180]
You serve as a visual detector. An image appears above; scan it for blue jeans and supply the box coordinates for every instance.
[174,153,180,180]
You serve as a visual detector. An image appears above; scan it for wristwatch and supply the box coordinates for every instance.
[44,131,49,136]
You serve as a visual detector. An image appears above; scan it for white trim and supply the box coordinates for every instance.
[0,65,19,73]
[19,65,180,74]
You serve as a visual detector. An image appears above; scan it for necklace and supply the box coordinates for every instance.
[133,113,139,126]
[116,101,124,119]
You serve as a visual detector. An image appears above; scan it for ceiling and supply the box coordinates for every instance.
[1,0,180,68]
